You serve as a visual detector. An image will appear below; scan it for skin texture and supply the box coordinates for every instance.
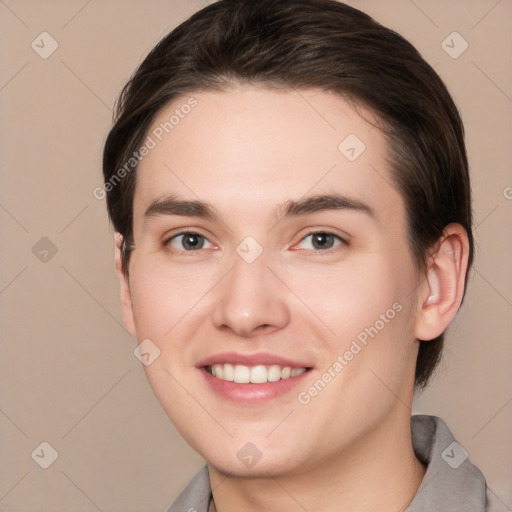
[114,87,469,512]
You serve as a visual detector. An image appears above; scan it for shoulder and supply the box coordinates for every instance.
[166,466,212,512]
[407,415,488,512]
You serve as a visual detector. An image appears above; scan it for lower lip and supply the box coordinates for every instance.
[200,368,312,404]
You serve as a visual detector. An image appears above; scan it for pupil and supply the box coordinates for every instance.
[184,234,203,250]
[313,233,333,249]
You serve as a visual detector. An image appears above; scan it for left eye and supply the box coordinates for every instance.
[166,232,214,251]
[296,232,344,251]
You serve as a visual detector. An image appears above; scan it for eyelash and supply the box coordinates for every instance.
[162,230,349,255]
[292,231,348,253]
[163,230,216,255]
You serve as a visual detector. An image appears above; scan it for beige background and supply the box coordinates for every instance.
[1,0,511,511]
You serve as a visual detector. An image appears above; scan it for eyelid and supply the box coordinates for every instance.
[160,226,351,254]
[290,227,351,250]
[162,226,215,242]
[162,228,218,252]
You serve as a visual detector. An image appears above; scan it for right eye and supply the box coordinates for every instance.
[165,232,215,252]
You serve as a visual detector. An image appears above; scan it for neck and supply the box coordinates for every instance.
[208,411,426,512]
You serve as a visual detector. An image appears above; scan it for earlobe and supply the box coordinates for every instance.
[414,224,470,341]
[114,233,137,337]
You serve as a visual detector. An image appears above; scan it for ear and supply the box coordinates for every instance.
[414,224,470,341]
[114,233,136,337]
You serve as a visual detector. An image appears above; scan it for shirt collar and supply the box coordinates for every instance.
[167,415,487,512]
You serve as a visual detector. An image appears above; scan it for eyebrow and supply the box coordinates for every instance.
[144,194,220,222]
[144,193,374,222]
[280,194,374,219]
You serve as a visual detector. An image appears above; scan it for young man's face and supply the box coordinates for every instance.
[119,87,425,476]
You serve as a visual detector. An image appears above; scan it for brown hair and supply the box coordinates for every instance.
[103,0,473,388]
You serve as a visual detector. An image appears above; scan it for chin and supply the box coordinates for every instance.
[206,455,296,478]
[198,436,312,479]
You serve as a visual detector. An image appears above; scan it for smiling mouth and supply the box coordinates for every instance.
[205,364,310,384]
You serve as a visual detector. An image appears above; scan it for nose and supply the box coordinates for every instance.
[212,252,290,338]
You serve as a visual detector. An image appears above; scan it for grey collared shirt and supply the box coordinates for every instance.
[167,415,487,512]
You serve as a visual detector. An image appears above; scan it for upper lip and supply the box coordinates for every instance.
[196,352,312,369]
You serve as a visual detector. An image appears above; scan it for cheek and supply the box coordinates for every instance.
[287,254,411,339]
[127,262,224,445]
[128,258,217,339]
[286,250,418,391]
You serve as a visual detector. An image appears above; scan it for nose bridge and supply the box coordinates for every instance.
[212,248,289,336]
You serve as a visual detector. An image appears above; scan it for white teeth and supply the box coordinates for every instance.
[223,363,234,381]
[208,363,307,383]
[280,366,291,379]
[250,365,268,384]
[291,368,306,377]
[234,364,250,383]
[268,365,281,382]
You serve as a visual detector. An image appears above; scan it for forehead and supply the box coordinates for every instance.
[134,87,403,225]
